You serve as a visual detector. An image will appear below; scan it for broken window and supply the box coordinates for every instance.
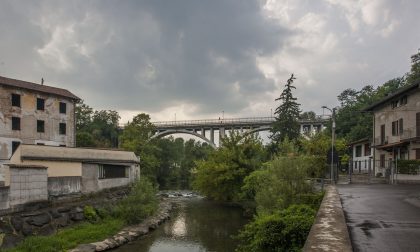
[11,94,21,107]
[98,164,128,179]
[37,98,45,110]
[12,117,20,130]
[59,123,66,135]
[37,120,45,133]
[59,102,67,114]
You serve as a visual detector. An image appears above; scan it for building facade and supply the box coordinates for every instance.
[364,82,420,174]
[349,138,373,173]
[0,76,79,161]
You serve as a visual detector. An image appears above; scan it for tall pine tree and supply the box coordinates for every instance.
[270,74,301,146]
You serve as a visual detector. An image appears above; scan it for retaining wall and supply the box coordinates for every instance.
[303,186,352,252]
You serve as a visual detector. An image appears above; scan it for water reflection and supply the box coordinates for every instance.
[114,198,249,252]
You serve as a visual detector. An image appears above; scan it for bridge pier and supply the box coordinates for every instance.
[210,128,214,144]
[219,127,225,145]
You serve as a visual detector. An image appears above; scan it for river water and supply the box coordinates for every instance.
[113,197,249,252]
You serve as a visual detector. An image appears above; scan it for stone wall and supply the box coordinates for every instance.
[48,176,81,196]
[0,186,130,249]
[9,165,48,207]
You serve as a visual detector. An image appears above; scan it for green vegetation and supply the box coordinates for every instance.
[235,205,316,252]
[192,132,266,201]
[7,218,124,252]
[6,178,157,252]
[112,177,158,224]
[397,160,420,174]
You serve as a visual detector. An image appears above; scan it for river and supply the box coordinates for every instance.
[113,196,249,252]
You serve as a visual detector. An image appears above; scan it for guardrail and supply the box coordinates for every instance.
[401,126,420,140]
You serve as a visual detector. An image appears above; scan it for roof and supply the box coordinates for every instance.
[348,138,370,146]
[363,82,420,111]
[17,145,139,164]
[0,75,80,101]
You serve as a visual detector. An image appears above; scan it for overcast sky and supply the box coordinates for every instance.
[1,0,419,123]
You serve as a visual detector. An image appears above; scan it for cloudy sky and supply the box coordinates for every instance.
[0,0,419,123]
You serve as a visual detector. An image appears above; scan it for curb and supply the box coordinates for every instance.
[303,185,352,252]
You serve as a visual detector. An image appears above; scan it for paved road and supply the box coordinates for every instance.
[338,184,420,252]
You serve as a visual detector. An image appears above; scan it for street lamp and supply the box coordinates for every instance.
[322,106,336,184]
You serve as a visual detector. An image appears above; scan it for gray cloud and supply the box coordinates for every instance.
[0,0,420,122]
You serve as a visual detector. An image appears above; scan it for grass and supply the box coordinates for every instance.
[6,218,125,252]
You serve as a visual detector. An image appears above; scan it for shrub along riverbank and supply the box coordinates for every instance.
[6,178,158,252]
[192,134,326,251]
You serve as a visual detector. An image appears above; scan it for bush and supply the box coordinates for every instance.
[83,205,98,223]
[112,177,158,224]
[397,160,420,174]
[235,204,316,252]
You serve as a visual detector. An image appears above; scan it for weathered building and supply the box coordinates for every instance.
[0,75,79,161]
[348,138,373,173]
[364,82,420,174]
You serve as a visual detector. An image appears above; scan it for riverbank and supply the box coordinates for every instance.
[71,200,172,252]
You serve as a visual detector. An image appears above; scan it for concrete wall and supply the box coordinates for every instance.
[81,163,140,193]
[0,85,76,160]
[9,166,48,207]
[48,176,81,196]
[81,163,99,193]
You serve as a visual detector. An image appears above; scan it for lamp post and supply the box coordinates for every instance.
[322,106,336,184]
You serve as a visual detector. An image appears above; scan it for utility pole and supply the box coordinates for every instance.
[322,106,336,184]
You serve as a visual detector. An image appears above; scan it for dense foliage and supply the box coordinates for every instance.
[235,205,316,252]
[192,132,266,201]
[112,177,158,224]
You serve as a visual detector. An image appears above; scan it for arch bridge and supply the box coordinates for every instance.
[151,116,329,148]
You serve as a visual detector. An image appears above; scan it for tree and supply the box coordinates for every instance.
[406,49,420,85]
[299,111,316,120]
[120,113,160,183]
[270,74,301,148]
[192,132,266,201]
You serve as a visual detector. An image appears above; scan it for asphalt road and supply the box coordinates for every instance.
[338,184,420,252]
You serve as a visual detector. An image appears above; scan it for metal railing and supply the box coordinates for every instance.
[374,136,388,146]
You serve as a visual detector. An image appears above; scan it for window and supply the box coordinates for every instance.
[59,102,67,114]
[400,95,407,106]
[399,118,403,135]
[12,141,20,155]
[37,120,45,133]
[12,117,20,130]
[98,164,128,179]
[355,145,362,157]
[392,121,399,136]
[37,98,45,110]
[391,100,398,109]
[11,94,21,107]
[59,123,66,135]
[364,143,371,156]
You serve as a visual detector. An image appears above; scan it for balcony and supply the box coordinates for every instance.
[374,136,388,146]
[401,126,420,141]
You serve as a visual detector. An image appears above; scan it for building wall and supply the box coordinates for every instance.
[8,166,48,207]
[81,163,140,193]
[373,90,420,161]
[48,176,81,196]
[0,85,76,160]
[351,142,373,171]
